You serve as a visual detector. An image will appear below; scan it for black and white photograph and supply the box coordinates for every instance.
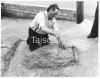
[1,0,99,77]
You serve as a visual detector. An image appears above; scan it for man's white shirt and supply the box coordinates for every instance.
[30,11,58,34]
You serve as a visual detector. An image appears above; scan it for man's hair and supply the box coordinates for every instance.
[47,4,60,12]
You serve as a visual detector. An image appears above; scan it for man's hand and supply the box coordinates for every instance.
[58,37,66,49]
[54,32,66,49]
[55,33,65,49]
[54,32,60,39]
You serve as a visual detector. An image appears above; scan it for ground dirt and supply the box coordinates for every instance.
[1,17,98,77]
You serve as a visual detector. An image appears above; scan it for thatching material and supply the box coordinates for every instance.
[1,36,23,76]
[22,43,79,70]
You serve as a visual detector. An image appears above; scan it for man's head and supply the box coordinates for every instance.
[47,4,60,20]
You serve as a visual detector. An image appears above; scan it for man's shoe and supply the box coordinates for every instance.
[87,34,98,38]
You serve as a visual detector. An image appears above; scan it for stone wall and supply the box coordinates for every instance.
[2,3,76,21]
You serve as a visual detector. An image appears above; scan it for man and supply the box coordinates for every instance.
[27,4,65,51]
[87,3,98,38]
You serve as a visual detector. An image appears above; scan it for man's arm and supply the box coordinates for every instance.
[38,13,59,38]
[52,18,59,35]
[40,26,55,36]
[29,14,37,28]
[53,18,66,49]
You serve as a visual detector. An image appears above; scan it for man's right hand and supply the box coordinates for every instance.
[54,32,60,39]
[54,33,66,49]
[58,38,66,49]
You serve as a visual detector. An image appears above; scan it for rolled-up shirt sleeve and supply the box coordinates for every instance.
[30,12,46,29]
[37,13,46,28]
[30,18,36,28]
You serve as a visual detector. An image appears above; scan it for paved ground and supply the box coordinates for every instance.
[1,17,98,77]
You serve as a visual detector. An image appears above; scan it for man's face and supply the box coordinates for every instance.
[48,9,59,19]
